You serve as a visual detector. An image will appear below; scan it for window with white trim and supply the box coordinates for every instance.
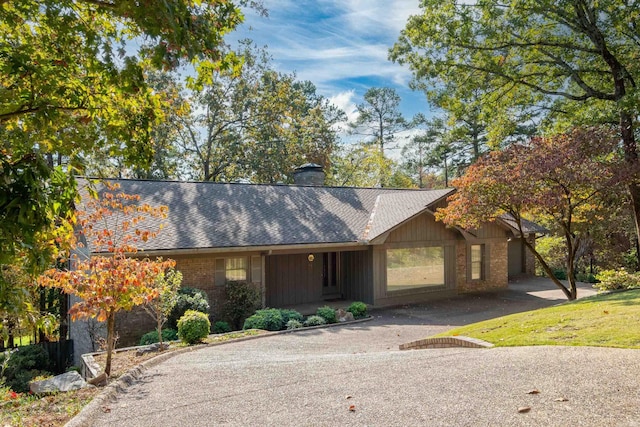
[215,256,251,286]
[470,244,484,280]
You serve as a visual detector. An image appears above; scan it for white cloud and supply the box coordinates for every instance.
[328,90,358,121]
[231,0,427,122]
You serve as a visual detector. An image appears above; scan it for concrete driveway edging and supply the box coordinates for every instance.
[65,316,373,427]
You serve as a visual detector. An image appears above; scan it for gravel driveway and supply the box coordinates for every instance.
[84,279,640,426]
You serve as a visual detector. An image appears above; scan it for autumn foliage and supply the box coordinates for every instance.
[437,127,630,299]
[38,182,175,375]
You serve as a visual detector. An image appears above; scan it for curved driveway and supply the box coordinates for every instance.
[88,279,640,426]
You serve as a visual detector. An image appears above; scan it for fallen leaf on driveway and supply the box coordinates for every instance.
[554,397,569,402]
[346,395,353,400]
[526,389,540,394]
[348,405,356,412]
[518,406,531,413]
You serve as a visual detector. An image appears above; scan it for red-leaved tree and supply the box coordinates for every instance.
[39,183,175,376]
[437,127,630,300]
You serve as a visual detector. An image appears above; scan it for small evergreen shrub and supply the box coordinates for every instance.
[213,321,232,334]
[316,306,337,324]
[304,315,326,327]
[552,268,567,280]
[177,310,211,345]
[243,309,284,331]
[576,272,598,284]
[222,281,261,330]
[279,309,304,324]
[594,269,640,292]
[347,301,368,319]
[139,329,178,346]
[0,346,52,393]
[167,287,210,330]
[286,319,304,330]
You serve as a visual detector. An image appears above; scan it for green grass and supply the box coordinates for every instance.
[434,289,640,348]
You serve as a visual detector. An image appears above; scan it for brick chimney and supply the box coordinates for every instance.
[293,163,325,186]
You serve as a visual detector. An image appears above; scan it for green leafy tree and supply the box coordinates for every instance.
[1,0,251,274]
[141,269,182,350]
[175,42,344,183]
[349,87,407,157]
[437,127,629,300]
[330,143,394,187]
[391,0,640,247]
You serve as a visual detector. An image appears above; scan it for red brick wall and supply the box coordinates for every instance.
[456,239,508,293]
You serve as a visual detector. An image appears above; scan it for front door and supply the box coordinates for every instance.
[322,252,339,296]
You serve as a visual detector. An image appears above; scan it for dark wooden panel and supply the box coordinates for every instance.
[341,249,374,303]
[266,253,324,306]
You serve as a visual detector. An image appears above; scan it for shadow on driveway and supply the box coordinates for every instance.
[367,276,597,329]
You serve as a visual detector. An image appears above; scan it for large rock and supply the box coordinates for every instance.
[30,371,90,394]
[336,309,355,322]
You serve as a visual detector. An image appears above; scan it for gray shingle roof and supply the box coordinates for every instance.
[364,189,454,241]
[78,179,455,253]
[499,214,549,235]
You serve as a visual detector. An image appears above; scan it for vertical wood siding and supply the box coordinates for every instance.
[265,253,324,306]
[386,212,459,243]
[340,249,374,303]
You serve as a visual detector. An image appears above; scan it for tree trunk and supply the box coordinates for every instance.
[522,238,574,300]
[104,311,116,376]
[157,318,164,350]
[59,292,69,341]
[620,112,640,262]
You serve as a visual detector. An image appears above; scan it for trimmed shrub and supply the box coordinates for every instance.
[139,329,178,346]
[222,281,261,330]
[594,269,640,292]
[213,321,232,334]
[243,309,284,331]
[316,306,337,324]
[304,315,326,327]
[286,319,304,330]
[552,268,567,280]
[576,272,598,284]
[167,287,210,330]
[0,345,52,393]
[177,310,211,345]
[347,301,368,319]
[279,309,303,324]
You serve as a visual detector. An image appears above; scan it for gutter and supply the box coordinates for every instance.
[93,241,369,257]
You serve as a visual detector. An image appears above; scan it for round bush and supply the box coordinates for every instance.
[279,309,304,324]
[286,319,304,330]
[167,287,210,330]
[316,306,337,324]
[139,329,178,346]
[304,315,326,327]
[177,310,211,344]
[243,309,284,331]
[347,301,368,319]
[213,321,232,334]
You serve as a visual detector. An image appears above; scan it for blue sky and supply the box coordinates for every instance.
[230,0,432,125]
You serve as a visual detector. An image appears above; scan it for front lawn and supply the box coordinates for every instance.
[434,289,640,348]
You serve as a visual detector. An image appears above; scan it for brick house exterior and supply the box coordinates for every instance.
[69,173,543,362]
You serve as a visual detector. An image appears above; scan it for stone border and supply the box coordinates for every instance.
[399,336,494,350]
[65,316,372,427]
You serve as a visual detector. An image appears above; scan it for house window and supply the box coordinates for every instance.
[470,244,484,280]
[387,246,445,292]
[215,256,249,286]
